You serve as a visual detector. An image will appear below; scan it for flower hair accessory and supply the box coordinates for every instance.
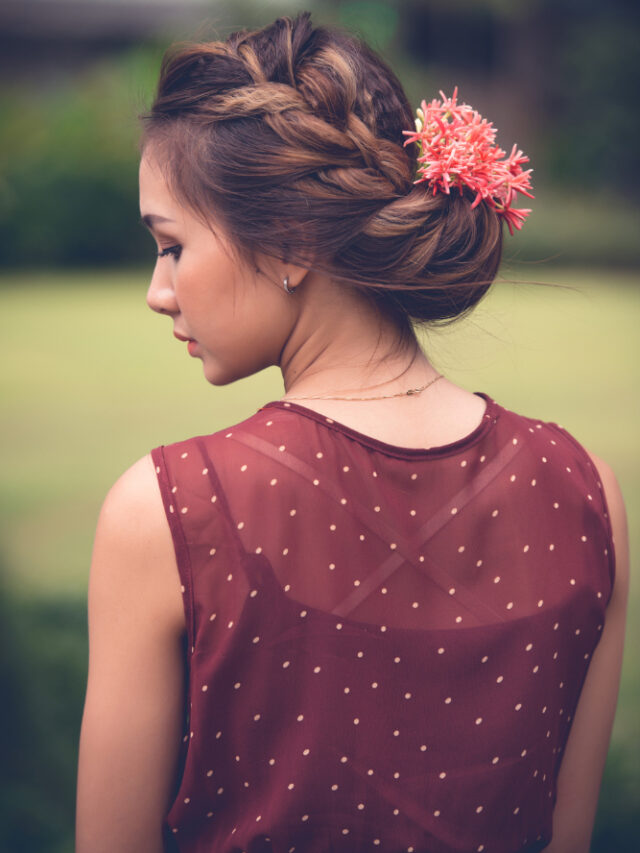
[403,87,534,235]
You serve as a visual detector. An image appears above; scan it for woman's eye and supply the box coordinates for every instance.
[157,244,182,260]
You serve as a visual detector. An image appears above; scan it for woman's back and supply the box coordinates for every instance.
[153,392,613,852]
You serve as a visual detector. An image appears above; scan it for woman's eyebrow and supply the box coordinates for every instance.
[140,214,176,230]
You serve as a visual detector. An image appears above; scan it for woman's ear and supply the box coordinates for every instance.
[254,254,311,293]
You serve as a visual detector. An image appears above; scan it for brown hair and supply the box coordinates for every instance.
[140,12,503,341]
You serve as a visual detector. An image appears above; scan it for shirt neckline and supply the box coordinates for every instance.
[260,392,500,460]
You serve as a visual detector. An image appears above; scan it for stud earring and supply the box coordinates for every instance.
[283,275,295,294]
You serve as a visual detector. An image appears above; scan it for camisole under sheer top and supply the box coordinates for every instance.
[151,392,615,853]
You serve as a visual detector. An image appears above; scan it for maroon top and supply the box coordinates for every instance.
[152,392,614,853]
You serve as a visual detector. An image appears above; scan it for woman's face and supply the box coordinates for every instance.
[139,150,298,385]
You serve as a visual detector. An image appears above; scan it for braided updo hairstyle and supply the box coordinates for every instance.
[140,12,503,342]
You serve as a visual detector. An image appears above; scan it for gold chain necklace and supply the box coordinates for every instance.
[283,373,444,402]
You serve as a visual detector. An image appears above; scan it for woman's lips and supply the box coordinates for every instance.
[173,331,193,343]
[187,340,198,356]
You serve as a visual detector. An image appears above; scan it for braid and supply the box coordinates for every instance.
[140,12,503,333]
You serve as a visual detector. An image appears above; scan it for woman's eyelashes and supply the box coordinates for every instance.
[157,244,182,259]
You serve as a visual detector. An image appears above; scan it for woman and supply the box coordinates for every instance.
[76,13,628,853]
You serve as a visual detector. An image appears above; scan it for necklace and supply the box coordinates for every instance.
[283,373,444,402]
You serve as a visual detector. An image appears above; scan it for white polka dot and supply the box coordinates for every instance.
[393,729,400,736]
[412,601,419,609]
[420,744,427,752]
[491,509,499,517]
[475,717,483,725]
[510,474,516,482]
[526,643,533,651]
[340,755,348,763]
[336,623,343,630]
[266,420,273,426]
[506,601,514,610]
[353,718,360,725]
[434,810,440,817]
[444,697,452,704]
[449,587,456,595]
[283,660,290,668]
[331,784,338,791]
[202,684,208,692]
[493,576,501,584]
[316,452,323,459]
[405,692,412,699]
[278,445,286,452]
[313,666,321,674]
[496,675,504,683]
[240,464,247,472]
[393,771,400,779]
[438,647,445,655]
[313,478,319,486]
[476,805,484,814]
[296,714,304,722]
[450,507,458,515]
[491,756,499,764]
[394,656,401,663]
[329,524,336,531]
[523,544,530,553]
[481,655,489,663]
[531,479,537,486]
[270,478,278,486]
[515,703,522,711]
[371,681,378,688]
[439,771,446,779]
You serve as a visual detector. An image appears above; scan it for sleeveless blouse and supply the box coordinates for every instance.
[151,392,615,853]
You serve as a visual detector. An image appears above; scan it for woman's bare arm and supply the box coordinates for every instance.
[76,454,187,853]
[544,451,630,852]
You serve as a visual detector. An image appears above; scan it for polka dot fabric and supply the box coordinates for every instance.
[152,393,614,853]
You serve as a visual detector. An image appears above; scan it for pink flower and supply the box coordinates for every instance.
[403,87,534,235]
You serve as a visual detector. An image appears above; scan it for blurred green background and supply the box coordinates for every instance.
[0,1,638,851]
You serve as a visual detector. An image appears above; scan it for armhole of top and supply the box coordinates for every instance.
[150,445,196,653]
[545,422,616,601]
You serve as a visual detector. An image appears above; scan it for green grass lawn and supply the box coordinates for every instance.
[1,265,639,851]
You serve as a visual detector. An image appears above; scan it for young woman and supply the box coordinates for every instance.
[76,13,628,853]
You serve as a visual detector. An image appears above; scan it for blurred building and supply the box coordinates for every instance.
[0,0,213,82]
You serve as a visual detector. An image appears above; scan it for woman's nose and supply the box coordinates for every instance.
[146,266,178,316]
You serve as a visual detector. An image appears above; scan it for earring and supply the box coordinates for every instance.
[283,275,295,294]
